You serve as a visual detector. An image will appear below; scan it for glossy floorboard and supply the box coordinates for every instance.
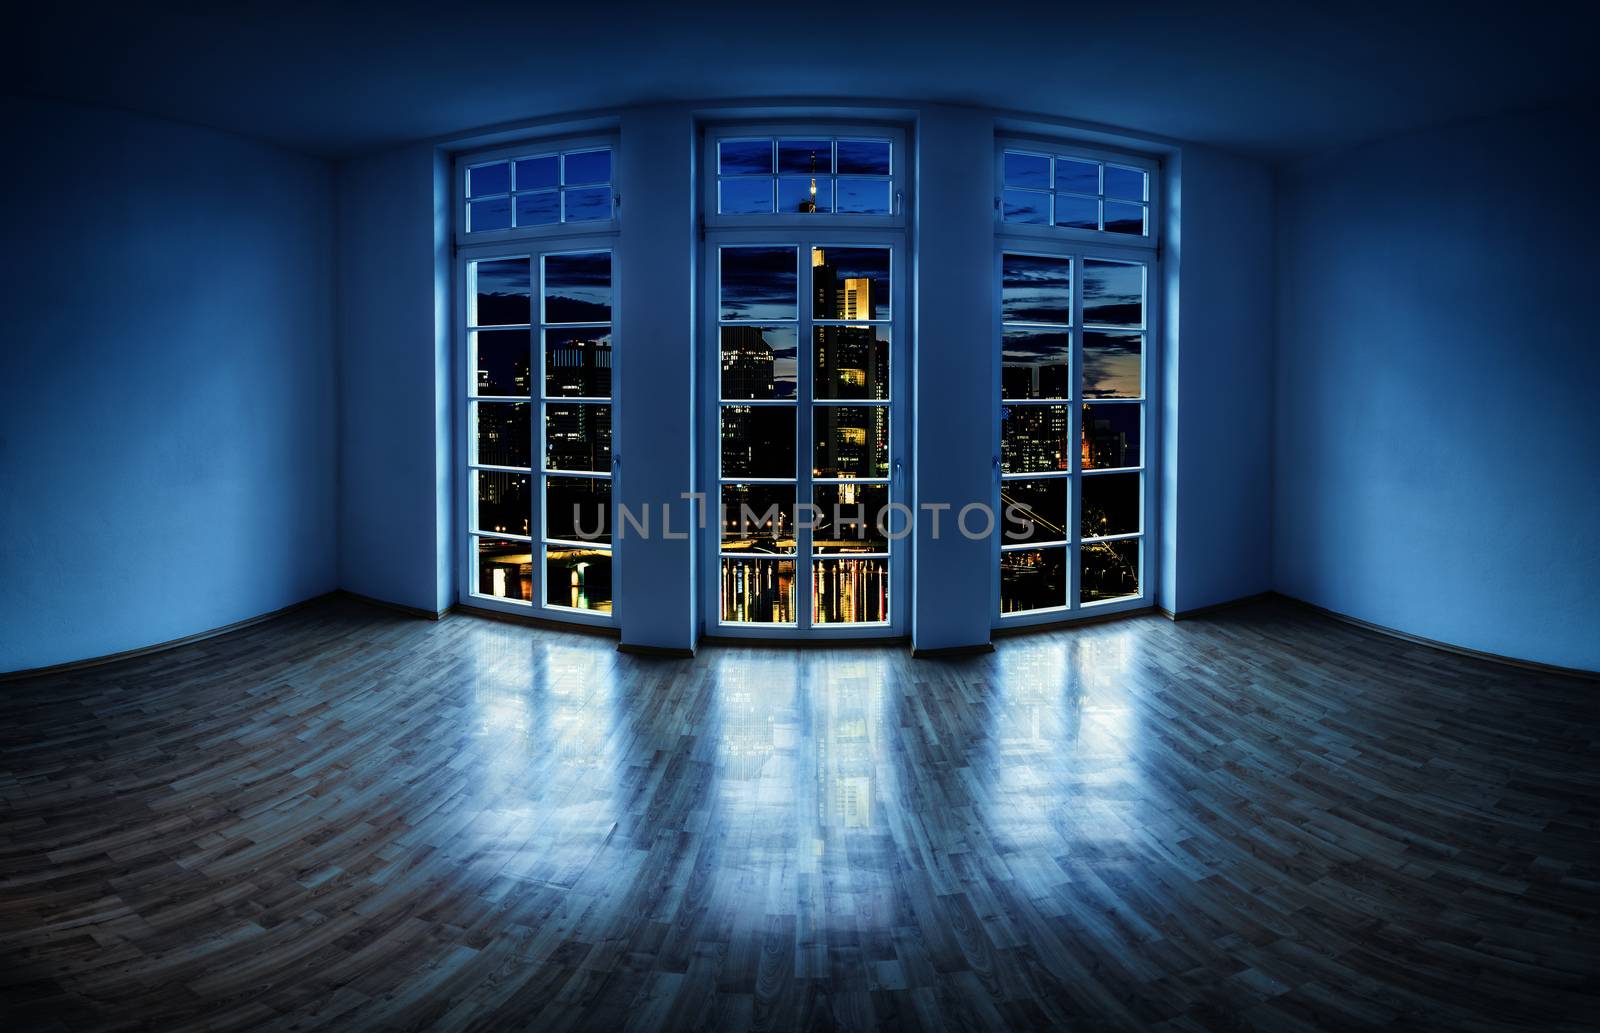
[1,598,1596,1032]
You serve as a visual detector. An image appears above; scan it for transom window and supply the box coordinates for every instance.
[1000,147,1151,236]
[462,144,614,234]
[708,127,900,219]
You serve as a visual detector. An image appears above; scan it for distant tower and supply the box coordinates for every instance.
[799,150,818,213]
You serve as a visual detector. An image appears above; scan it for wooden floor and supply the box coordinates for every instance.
[1,599,1596,1032]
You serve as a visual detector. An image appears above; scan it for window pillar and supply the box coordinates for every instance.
[910,107,996,652]
[615,105,698,652]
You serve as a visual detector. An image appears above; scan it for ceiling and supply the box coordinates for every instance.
[12,0,1597,162]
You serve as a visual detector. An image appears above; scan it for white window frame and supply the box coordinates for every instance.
[455,136,621,627]
[699,123,911,640]
[993,135,1161,630]
[454,133,620,248]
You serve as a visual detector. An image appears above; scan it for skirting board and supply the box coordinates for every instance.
[0,591,337,682]
[1158,592,1273,621]
[452,602,620,639]
[1271,592,1599,682]
[335,589,450,621]
[617,642,696,659]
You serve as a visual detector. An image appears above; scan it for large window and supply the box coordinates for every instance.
[995,140,1157,624]
[703,126,907,638]
[457,137,618,626]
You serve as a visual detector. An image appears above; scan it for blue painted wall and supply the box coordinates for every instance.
[616,106,698,651]
[0,96,337,673]
[335,143,455,615]
[1160,146,1277,614]
[911,106,1000,651]
[1274,105,1600,671]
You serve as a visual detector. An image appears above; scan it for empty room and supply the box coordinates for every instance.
[3,2,1597,1030]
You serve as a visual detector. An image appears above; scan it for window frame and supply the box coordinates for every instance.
[455,134,621,627]
[702,123,909,233]
[699,226,909,640]
[454,132,620,248]
[994,135,1162,249]
[992,137,1161,629]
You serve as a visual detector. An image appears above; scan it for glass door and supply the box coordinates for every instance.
[709,238,904,636]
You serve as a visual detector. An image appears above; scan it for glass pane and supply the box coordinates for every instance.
[546,475,611,545]
[836,178,891,214]
[1001,327,1071,400]
[721,558,796,624]
[812,247,890,320]
[1081,472,1140,538]
[468,197,511,232]
[1000,403,1069,474]
[1083,259,1145,327]
[1004,151,1050,189]
[721,326,798,400]
[1081,403,1141,470]
[1002,189,1048,224]
[720,246,797,321]
[814,404,889,479]
[475,471,531,537]
[546,546,612,612]
[544,252,612,323]
[1002,253,1071,324]
[1000,546,1067,614]
[837,139,890,176]
[1054,194,1099,230]
[1104,201,1146,235]
[1055,158,1099,194]
[473,329,530,397]
[1083,331,1143,398]
[475,537,533,602]
[563,187,611,222]
[514,155,557,191]
[778,139,832,175]
[1104,165,1146,201]
[563,149,611,186]
[545,403,612,472]
[544,328,612,398]
[778,176,832,213]
[472,258,530,326]
[1082,539,1139,603]
[1000,478,1068,545]
[720,178,773,215]
[468,162,510,197]
[514,191,559,227]
[814,325,889,400]
[721,405,796,478]
[719,139,772,176]
[475,401,531,468]
[814,558,889,624]
[814,482,889,554]
[721,483,797,553]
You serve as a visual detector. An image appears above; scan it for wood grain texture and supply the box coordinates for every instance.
[2,596,1596,1032]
